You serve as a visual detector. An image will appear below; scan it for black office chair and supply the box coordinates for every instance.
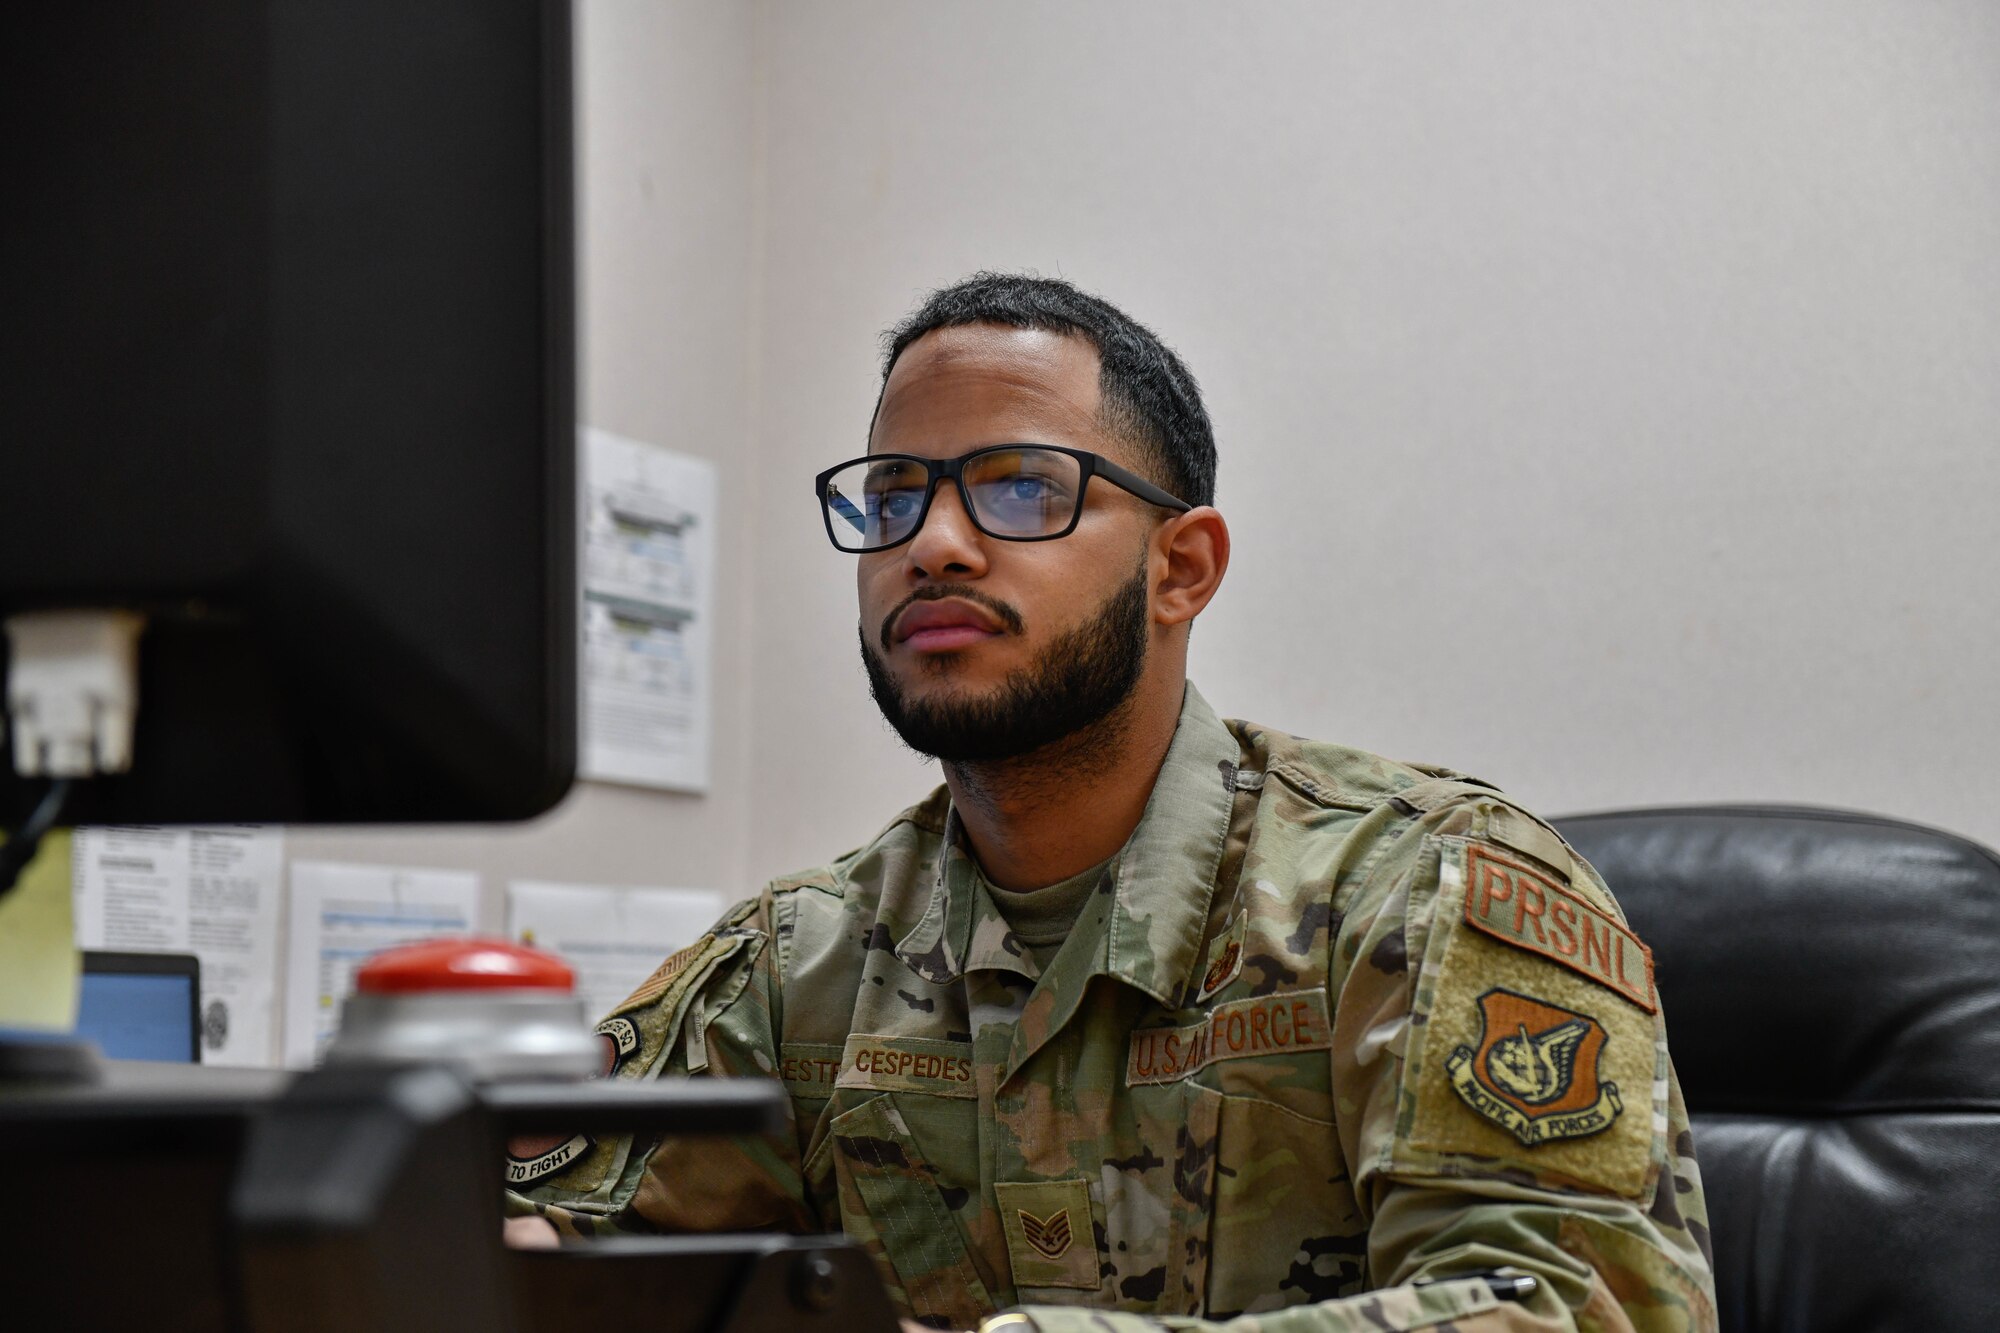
[1556,806,2000,1333]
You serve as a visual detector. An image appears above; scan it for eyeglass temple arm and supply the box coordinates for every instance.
[1092,457,1193,513]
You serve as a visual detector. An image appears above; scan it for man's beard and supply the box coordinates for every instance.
[860,560,1150,765]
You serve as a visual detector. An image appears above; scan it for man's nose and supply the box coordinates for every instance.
[904,480,988,579]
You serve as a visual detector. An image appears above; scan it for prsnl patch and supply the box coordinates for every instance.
[1461,844,1655,1012]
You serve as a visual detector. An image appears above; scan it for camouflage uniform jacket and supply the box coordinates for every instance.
[510,685,1717,1332]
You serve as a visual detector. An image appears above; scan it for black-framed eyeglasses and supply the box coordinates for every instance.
[813,444,1192,554]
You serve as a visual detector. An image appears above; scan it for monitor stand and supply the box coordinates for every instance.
[0,1060,899,1332]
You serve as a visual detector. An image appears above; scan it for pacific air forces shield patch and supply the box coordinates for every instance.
[1447,988,1622,1146]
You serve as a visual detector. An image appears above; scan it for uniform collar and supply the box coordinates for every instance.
[895,683,1239,1006]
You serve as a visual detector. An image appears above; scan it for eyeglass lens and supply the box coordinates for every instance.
[822,448,1083,551]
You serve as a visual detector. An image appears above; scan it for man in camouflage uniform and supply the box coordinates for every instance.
[507,275,1717,1332]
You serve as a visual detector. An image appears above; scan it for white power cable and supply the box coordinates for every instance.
[4,610,145,778]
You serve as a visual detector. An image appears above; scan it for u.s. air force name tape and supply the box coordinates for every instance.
[1125,989,1333,1087]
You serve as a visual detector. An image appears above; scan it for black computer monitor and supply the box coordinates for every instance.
[75,951,203,1063]
[0,0,575,825]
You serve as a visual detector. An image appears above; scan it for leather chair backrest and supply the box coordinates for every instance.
[1556,806,2000,1333]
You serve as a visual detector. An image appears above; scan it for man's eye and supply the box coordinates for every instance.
[1009,477,1049,501]
[878,491,921,519]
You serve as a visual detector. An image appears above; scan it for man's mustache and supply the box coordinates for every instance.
[878,585,1026,653]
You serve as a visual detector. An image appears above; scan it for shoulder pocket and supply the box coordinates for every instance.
[510,928,764,1210]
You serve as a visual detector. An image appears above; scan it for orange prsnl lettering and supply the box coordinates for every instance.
[1478,862,1514,920]
[1548,895,1579,957]
[1461,843,1659,1013]
[1249,1006,1271,1048]
[1293,1001,1314,1043]
[1581,916,1612,976]
[1224,1012,1246,1052]
[1615,935,1641,991]
[1269,1000,1292,1045]
[1514,879,1548,943]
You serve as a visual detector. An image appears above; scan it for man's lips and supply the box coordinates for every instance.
[893,599,1006,651]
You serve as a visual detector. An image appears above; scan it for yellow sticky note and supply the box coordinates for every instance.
[0,830,79,1031]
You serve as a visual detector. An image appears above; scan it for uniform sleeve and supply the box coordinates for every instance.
[1003,802,1716,1333]
[502,891,820,1238]
[1325,804,1715,1332]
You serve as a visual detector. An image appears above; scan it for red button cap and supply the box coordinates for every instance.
[355,937,574,993]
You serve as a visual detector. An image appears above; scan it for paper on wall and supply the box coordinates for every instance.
[73,826,284,1066]
[283,861,481,1069]
[1,832,79,1032]
[579,427,717,793]
[507,880,726,1024]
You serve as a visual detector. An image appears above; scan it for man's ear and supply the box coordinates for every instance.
[1151,506,1229,628]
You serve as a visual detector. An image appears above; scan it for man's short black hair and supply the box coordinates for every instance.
[878,273,1217,508]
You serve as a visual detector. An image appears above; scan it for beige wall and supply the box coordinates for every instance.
[743,0,2000,879]
[302,0,2000,916]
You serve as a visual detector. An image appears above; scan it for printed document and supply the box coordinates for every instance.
[507,880,726,1024]
[579,427,717,792]
[73,826,284,1066]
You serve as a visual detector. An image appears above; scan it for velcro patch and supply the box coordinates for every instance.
[611,935,725,1015]
[835,1035,978,1098]
[1196,916,1245,1001]
[995,1178,1098,1290]
[1407,839,1659,1198]
[1126,989,1332,1086]
[1462,844,1655,1012]
[506,1132,592,1185]
[596,1016,639,1076]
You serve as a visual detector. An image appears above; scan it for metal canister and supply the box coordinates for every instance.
[323,937,599,1082]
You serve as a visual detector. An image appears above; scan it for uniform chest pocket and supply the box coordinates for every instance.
[822,1093,992,1329]
[1203,1089,1367,1320]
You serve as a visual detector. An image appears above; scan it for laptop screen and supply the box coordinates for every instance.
[75,953,200,1063]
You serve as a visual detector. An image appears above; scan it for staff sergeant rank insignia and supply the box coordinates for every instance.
[1019,1207,1073,1260]
[1447,988,1623,1146]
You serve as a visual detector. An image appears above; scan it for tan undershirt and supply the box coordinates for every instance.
[979,855,1114,972]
